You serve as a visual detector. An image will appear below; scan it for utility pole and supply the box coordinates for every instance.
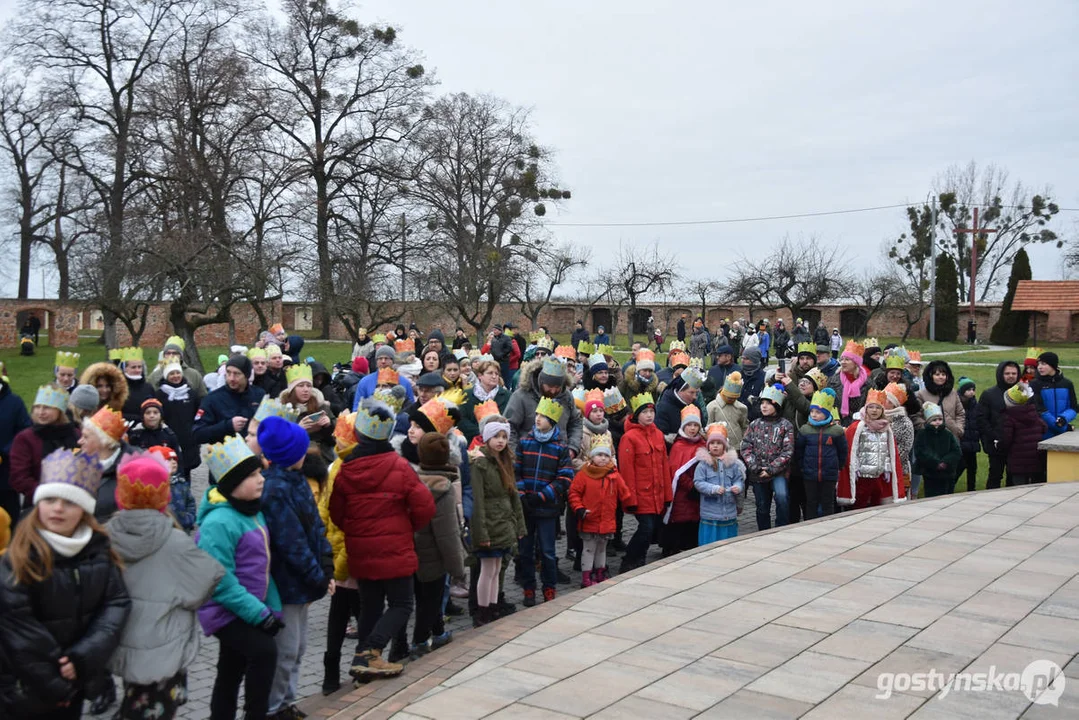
[929,197,938,341]
[953,208,997,344]
[400,213,407,302]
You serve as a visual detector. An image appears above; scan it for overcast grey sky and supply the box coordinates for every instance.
[1,0,1075,296]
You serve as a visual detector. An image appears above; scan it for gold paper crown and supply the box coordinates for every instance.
[373,386,406,414]
[89,407,126,442]
[1026,347,1043,360]
[54,351,80,369]
[803,367,827,390]
[536,396,564,424]
[528,330,545,344]
[577,341,595,355]
[118,347,143,363]
[841,339,865,358]
[862,337,880,349]
[797,341,817,355]
[669,350,690,368]
[630,392,655,413]
[668,340,686,352]
[689,357,705,370]
[603,387,626,413]
[589,432,613,456]
[594,344,613,357]
[554,345,576,360]
[535,337,554,351]
[286,363,313,386]
[884,347,909,370]
[247,347,268,360]
[333,410,358,452]
[377,367,399,386]
[203,435,257,483]
[253,396,300,423]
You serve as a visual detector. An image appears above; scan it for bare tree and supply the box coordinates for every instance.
[933,162,1060,301]
[849,269,902,337]
[511,241,589,330]
[411,92,569,341]
[608,242,678,347]
[689,278,723,326]
[725,236,852,322]
[246,0,431,337]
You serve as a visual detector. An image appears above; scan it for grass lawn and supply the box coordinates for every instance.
[932,346,1079,367]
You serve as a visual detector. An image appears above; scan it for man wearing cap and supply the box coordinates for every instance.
[147,336,208,401]
[655,367,707,444]
[352,345,416,410]
[193,355,266,444]
[704,343,736,405]
[505,355,583,457]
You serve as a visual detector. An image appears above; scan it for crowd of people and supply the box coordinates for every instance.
[0,317,1075,719]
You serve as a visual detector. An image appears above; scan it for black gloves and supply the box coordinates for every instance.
[575,507,588,523]
[258,614,285,636]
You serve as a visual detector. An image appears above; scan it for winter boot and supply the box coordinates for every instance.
[595,566,609,583]
[496,593,516,617]
[523,589,537,607]
[581,569,594,588]
[349,649,404,679]
[321,651,341,695]
[543,586,557,603]
[388,637,410,664]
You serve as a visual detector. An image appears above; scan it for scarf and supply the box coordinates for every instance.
[532,426,555,443]
[225,495,262,516]
[863,415,890,433]
[840,365,867,416]
[40,524,93,558]
[583,462,613,479]
[400,437,420,465]
[158,381,191,402]
[809,414,832,427]
[473,382,500,403]
[583,417,608,435]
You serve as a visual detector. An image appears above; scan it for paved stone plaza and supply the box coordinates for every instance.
[294,482,1079,719]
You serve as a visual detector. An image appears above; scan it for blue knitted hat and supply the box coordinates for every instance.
[257,416,309,467]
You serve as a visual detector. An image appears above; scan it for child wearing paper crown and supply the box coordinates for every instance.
[618,393,672,574]
[740,385,795,530]
[195,436,283,720]
[106,453,224,720]
[999,383,1048,486]
[694,423,745,544]
[256,417,334,718]
[515,397,575,606]
[837,389,906,510]
[913,403,962,498]
[568,432,633,587]
[661,404,705,558]
[146,445,196,532]
[0,449,131,718]
[794,388,848,518]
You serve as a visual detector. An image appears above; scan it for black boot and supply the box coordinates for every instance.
[496,592,516,617]
[322,652,341,696]
[88,676,116,715]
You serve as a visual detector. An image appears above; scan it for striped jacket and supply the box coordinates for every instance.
[514,425,575,518]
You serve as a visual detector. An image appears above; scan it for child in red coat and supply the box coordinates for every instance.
[618,393,672,573]
[661,405,705,558]
[569,433,633,587]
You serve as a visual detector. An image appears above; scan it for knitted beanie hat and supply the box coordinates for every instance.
[417,432,451,470]
[258,416,310,467]
[115,453,171,513]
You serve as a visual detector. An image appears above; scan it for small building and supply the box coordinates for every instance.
[1011,280,1079,343]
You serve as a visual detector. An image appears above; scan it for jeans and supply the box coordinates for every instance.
[211,619,278,720]
[356,576,414,653]
[519,515,558,590]
[269,604,309,713]
[753,476,789,531]
[624,513,660,567]
[413,574,447,644]
[803,479,836,519]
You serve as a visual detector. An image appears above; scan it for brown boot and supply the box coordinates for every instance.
[349,649,403,678]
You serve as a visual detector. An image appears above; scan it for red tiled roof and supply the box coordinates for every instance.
[1011,280,1079,311]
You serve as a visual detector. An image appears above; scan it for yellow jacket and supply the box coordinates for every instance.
[318,454,351,581]
[0,506,9,555]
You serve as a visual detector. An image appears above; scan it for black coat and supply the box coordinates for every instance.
[121,376,156,424]
[677,318,686,342]
[570,328,590,349]
[95,441,133,523]
[254,369,287,400]
[156,382,200,470]
[813,326,829,345]
[0,532,130,714]
[310,361,347,415]
[127,423,184,466]
[975,361,1019,456]
[193,383,266,445]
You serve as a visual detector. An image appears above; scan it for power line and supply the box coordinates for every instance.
[546,203,1079,228]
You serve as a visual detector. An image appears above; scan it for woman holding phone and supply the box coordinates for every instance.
[280,363,337,462]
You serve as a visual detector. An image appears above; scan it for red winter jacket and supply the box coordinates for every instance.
[329,447,436,581]
[618,417,673,515]
[667,435,705,523]
[1000,403,1047,475]
[569,464,633,535]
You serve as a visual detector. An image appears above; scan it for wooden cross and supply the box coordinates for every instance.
[954,207,997,342]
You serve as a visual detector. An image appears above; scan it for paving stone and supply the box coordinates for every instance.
[710,623,827,668]
[589,694,698,720]
[906,613,1012,658]
[694,689,813,719]
[505,631,638,679]
[809,618,918,662]
[521,660,667,716]
[745,650,871,704]
[635,655,768,711]
[999,612,1079,655]
[852,645,976,698]
[800,682,925,719]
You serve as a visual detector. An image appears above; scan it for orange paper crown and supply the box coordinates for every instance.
[472,399,501,427]
[583,388,604,412]
[333,411,358,452]
[394,338,415,353]
[89,406,126,442]
[906,350,923,364]
[669,350,691,368]
[416,388,466,435]
[554,345,576,360]
[841,339,865,359]
[884,382,907,407]
[376,367,399,386]
[865,389,887,408]
[681,404,702,423]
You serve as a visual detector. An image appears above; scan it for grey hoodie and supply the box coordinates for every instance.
[106,510,224,684]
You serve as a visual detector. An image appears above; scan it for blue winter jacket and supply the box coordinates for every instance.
[260,464,333,605]
[192,383,266,444]
[694,455,745,522]
[758,331,771,359]
[352,373,415,411]
[795,422,848,483]
[514,425,575,518]
[593,332,611,346]
[1032,371,1078,439]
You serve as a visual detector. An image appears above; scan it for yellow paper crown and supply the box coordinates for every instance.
[286,363,313,386]
[253,396,300,424]
[528,330,545,344]
[668,340,686,352]
[594,344,613,357]
[247,347,268,360]
[535,337,554,351]
[54,351,80,369]
[373,386,407,414]
[164,335,186,351]
[577,340,595,355]
[536,396,564,424]
[203,435,257,483]
[1026,347,1043,360]
[797,341,817,355]
[810,388,837,415]
[630,392,655,413]
[118,347,143,363]
[689,357,705,371]
[884,347,909,370]
[589,432,614,456]
[108,349,123,362]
